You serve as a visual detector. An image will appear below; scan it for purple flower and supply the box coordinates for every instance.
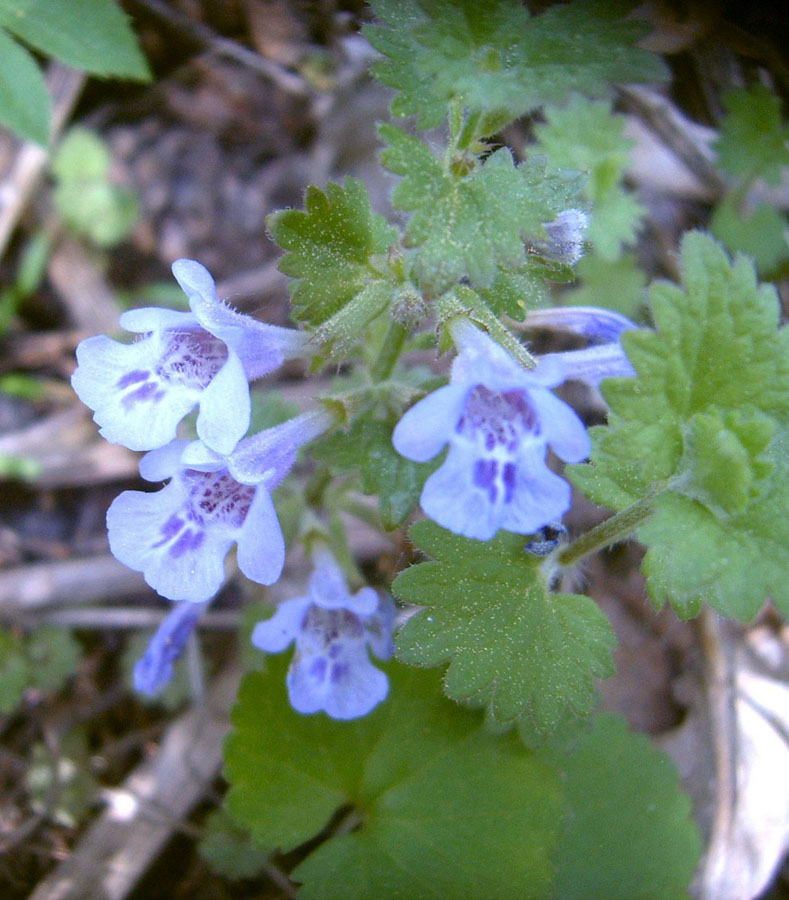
[107,409,333,603]
[252,550,394,720]
[523,305,637,387]
[71,259,310,454]
[134,601,208,696]
[392,319,591,541]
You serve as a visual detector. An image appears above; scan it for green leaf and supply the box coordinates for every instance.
[225,658,565,900]
[380,124,582,295]
[710,196,789,276]
[24,627,81,693]
[714,83,789,187]
[392,521,616,735]
[0,27,49,144]
[570,232,789,618]
[268,177,397,333]
[534,96,644,260]
[365,0,668,131]
[52,127,140,247]
[199,809,270,880]
[550,713,702,900]
[312,411,438,529]
[0,0,150,80]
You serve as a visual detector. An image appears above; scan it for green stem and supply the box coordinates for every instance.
[557,492,657,568]
[371,320,409,382]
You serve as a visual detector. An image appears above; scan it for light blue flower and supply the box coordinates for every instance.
[393,319,592,541]
[134,600,209,696]
[523,305,637,387]
[72,259,310,455]
[107,409,333,603]
[252,550,394,720]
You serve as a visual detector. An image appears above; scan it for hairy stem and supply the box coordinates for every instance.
[558,492,657,567]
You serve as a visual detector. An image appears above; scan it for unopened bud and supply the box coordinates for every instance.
[530,209,589,265]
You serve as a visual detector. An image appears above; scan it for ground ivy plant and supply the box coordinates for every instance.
[67,0,789,895]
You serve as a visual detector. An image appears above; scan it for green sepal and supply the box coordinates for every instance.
[569,232,789,619]
[365,0,667,132]
[392,521,616,737]
[225,657,565,900]
[268,177,398,327]
[311,279,395,358]
[379,123,583,296]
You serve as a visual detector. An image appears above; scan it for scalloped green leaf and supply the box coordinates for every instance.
[268,177,398,331]
[714,83,789,188]
[225,658,565,900]
[365,0,668,131]
[570,232,789,619]
[550,713,702,900]
[380,124,582,295]
[710,196,789,276]
[391,521,615,737]
[534,96,644,260]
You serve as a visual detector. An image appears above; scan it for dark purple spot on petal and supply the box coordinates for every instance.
[182,469,255,528]
[459,385,540,452]
[117,369,150,389]
[502,462,516,503]
[330,662,349,684]
[309,657,328,681]
[122,381,164,410]
[169,529,204,559]
[156,329,229,390]
[152,514,184,548]
[473,458,498,503]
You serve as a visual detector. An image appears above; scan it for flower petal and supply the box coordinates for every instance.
[195,350,251,454]
[107,482,231,602]
[307,550,379,615]
[287,640,389,720]
[118,306,198,333]
[235,487,285,586]
[133,600,208,696]
[138,441,190,482]
[171,258,218,307]
[251,596,311,653]
[364,595,396,661]
[528,387,591,463]
[499,446,573,535]
[419,443,505,541]
[392,384,467,462]
[72,334,199,451]
[229,409,334,486]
